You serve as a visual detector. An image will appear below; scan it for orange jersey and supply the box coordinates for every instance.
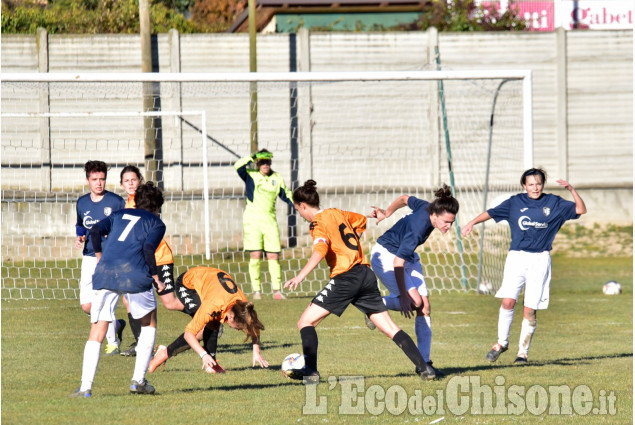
[182,267,248,335]
[310,208,369,277]
[126,194,174,265]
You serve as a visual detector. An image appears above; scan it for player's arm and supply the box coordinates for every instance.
[75,203,87,249]
[144,222,166,292]
[284,248,325,290]
[89,219,111,261]
[278,179,295,209]
[234,155,255,181]
[368,194,410,224]
[185,315,218,371]
[556,179,587,215]
[251,334,269,368]
[392,256,414,319]
[461,211,492,237]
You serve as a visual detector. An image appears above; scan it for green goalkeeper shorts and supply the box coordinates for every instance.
[242,214,282,253]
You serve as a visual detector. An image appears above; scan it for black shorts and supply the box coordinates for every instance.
[156,263,176,296]
[175,272,201,316]
[311,264,387,317]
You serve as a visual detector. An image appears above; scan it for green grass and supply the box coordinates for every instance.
[1,256,632,424]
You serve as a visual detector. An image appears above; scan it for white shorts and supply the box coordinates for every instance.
[370,243,429,298]
[91,288,156,323]
[79,255,98,306]
[496,250,551,310]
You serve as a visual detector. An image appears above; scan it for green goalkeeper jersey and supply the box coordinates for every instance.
[234,156,294,221]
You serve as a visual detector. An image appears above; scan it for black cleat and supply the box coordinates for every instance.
[514,353,528,364]
[486,343,508,363]
[286,367,320,385]
[120,342,137,357]
[416,362,436,381]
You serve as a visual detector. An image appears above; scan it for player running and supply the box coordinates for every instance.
[147,266,268,374]
[69,182,166,397]
[118,165,180,357]
[283,180,437,384]
[235,149,294,300]
[74,160,126,356]
[461,168,587,364]
[367,185,459,375]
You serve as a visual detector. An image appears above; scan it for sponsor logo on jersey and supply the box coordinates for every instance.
[542,207,551,217]
[310,221,318,231]
[83,216,98,229]
[520,208,528,212]
[518,216,548,231]
[104,207,112,216]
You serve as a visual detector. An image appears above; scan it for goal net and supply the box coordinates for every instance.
[1,71,532,300]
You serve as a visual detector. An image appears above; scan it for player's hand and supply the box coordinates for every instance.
[253,352,269,368]
[556,179,573,191]
[367,206,387,224]
[74,235,85,249]
[201,353,218,372]
[460,224,473,237]
[283,276,303,291]
[399,296,414,319]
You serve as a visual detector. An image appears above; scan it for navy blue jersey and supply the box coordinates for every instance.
[487,193,579,253]
[75,191,125,257]
[376,197,434,263]
[91,209,166,293]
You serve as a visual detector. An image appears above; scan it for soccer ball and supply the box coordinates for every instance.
[478,281,494,295]
[281,353,304,377]
[602,281,622,295]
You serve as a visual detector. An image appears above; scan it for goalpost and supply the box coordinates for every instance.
[1,71,532,300]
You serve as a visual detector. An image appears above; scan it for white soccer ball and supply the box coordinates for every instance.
[281,353,305,377]
[478,281,494,295]
[602,281,622,295]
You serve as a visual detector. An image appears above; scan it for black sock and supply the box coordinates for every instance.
[203,327,219,360]
[128,312,141,344]
[166,333,191,358]
[392,330,426,371]
[300,326,318,371]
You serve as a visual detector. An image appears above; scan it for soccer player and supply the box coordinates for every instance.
[74,160,126,356]
[283,180,437,384]
[118,165,180,357]
[461,168,587,364]
[69,182,166,397]
[366,185,459,375]
[235,149,294,300]
[147,266,269,374]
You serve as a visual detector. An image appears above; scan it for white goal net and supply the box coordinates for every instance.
[1,71,532,300]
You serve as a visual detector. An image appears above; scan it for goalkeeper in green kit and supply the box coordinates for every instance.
[235,149,294,300]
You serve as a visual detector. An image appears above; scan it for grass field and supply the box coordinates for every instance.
[1,255,632,424]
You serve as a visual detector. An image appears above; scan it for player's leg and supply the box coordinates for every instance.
[70,289,119,397]
[128,290,157,394]
[353,265,435,381]
[516,252,551,363]
[486,251,526,362]
[79,255,98,314]
[244,217,264,298]
[263,221,285,299]
[121,295,140,357]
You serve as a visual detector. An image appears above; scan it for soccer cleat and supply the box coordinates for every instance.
[147,345,168,372]
[364,314,376,330]
[418,361,445,378]
[514,353,528,364]
[252,291,262,300]
[104,343,120,356]
[120,342,137,357]
[116,319,126,345]
[286,367,320,385]
[486,343,508,363]
[130,379,155,394]
[273,290,286,300]
[416,362,437,381]
[68,387,92,398]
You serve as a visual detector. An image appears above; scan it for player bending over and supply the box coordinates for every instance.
[148,266,268,374]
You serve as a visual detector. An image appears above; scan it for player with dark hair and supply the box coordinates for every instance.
[283,180,437,384]
[118,165,180,357]
[366,185,459,375]
[74,160,126,356]
[147,266,269,374]
[235,149,294,300]
[461,168,587,364]
[69,182,166,397]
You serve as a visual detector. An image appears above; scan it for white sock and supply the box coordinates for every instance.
[132,326,156,383]
[497,307,514,348]
[383,296,401,311]
[518,318,537,356]
[80,340,102,392]
[415,316,432,362]
[105,320,118,346]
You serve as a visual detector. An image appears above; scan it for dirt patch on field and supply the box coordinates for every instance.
[552,224,633,257]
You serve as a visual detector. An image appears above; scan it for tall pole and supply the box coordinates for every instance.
[248,0,258,154]
[140,0,157,183]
